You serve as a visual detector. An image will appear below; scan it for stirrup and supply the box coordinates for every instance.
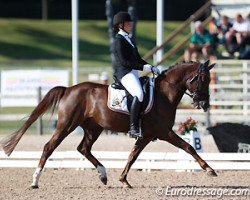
[128,119,143,139]
[128,129,143,139]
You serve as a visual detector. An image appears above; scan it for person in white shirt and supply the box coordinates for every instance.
[226,14,249,47]
[239,13,250,59]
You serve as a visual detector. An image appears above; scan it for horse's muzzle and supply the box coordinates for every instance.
[194,101,209,112]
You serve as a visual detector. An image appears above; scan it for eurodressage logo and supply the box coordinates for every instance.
[155,186,250,198]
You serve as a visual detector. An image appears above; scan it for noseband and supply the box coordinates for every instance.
[186,63,210,101]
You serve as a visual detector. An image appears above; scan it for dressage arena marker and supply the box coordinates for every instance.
[0,151,250,170]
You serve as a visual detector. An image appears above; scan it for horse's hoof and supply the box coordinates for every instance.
[124,183,133,188]
[30,185,39,189]
[120,180,133,188]
[207,170,217,177]
[99,176,107,185]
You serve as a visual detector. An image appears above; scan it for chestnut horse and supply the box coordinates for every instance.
[1,60,217,188]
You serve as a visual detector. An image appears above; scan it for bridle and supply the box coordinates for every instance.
[159,62,210,101]
[186,63,210,102]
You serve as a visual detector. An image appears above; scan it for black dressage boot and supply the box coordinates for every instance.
[128,96,143,138]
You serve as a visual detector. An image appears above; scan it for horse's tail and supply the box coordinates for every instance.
[0,86,66,156]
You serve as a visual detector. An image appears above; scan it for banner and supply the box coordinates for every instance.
[1,70,69,107]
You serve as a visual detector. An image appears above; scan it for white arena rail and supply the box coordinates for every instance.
[0,151,250,170]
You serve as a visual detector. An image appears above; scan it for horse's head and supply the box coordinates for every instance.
[186,60,215,111]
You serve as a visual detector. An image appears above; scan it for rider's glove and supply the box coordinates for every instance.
[151,66,161,75]
[143,64,152,72]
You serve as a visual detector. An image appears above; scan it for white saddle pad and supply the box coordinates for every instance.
[107,78,154,115]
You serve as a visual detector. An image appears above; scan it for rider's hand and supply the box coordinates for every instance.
[143,64,152,72]
[151,66,160,75]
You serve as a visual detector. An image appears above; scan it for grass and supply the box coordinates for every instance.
[0,19,189,69]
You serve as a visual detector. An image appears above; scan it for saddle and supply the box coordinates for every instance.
[107,76,154,114]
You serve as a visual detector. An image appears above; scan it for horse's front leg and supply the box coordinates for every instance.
[120,137,152,188]
[163,130,217,176]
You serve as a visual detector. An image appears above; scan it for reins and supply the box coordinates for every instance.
[165,80,194,98]
[155,62,209,100]
[154,71,196,99]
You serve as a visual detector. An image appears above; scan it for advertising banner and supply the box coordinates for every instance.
[1,70,69,107]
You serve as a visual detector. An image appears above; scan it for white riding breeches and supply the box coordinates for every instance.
[121,70,144,102]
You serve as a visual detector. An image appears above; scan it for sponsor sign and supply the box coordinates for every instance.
[1,70,68,107]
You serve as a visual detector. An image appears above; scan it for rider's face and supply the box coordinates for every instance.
[123,21,131,33]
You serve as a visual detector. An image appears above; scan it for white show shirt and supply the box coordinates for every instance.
[233,20,250,32]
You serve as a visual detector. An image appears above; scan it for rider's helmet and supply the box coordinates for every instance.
[113,11,132,32]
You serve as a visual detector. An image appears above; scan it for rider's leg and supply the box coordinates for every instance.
[129,96,142,138]
[121,70,144,138]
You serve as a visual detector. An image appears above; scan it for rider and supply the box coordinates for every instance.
[112,11,160,138]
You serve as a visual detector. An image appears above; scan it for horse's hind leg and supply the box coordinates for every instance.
[31,122,78,188]
[163,130,217,176]
[119,137,152,188]
[77,124,106,184]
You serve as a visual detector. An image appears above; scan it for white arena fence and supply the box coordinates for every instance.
[0,151,250,170]
[0,60,250,132]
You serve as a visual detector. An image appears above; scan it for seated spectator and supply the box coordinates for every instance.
[100,72,109,85]
[239,36,250,59]
[239,13,250,59]
[226,14,249,55]
[216,15,233,45]
[184,21,214,62]
[209,15,232,57]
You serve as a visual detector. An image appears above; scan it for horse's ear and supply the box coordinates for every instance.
[203,60,210,67]
[208,63,216,70]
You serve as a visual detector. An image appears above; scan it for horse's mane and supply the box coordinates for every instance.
[155,61,195,88]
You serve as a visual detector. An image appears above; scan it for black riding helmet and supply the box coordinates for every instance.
[113,11,132,33]
[113,11,132,26]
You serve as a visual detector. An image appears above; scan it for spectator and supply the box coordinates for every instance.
[216,15,233,46]
[209,15,232,57]
[226,14,249,55]
[184,21,214,62]
[239,37,250,59]
[100,72,109,85]
[239,13,250,59]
